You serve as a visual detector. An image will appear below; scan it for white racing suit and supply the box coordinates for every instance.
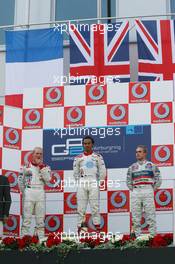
[73,152,106,228]
[127,160,162,237]
[18,163,51,238]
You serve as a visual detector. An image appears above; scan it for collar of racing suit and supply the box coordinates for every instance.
[31,161,38,167]
[137,159,147,165]
[31,162,46,170]
[83,151,93,156]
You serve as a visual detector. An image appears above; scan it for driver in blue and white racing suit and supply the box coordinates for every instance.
[127,145,162,238]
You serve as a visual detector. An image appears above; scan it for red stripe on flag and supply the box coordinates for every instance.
[136,20,159,54]
[108,22,129,61]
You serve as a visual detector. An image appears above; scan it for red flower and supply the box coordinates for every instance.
[22,235,32,245]
[122,235,131,241]
[31,236,39,244]
[120,234,132,245]
[17,238,26,249]
[149,234,168,248]
[163,233,173,243]
[2,237,16,246]
[80,235,108,248]
[46,233,61,248]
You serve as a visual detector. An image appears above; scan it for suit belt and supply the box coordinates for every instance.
[80,175,96,178]
[133,184,153,188]
[26,186,44,190]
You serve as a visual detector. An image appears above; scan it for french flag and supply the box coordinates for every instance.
[5,28,63,107]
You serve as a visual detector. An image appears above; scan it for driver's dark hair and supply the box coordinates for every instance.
[82,136,95,144]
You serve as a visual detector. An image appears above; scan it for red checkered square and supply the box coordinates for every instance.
[86,84,107,105]
[3,127,22,150]
[23,108,43,129]
[107,104,128,125]
[43,86,64,107]
[129,82,150,103]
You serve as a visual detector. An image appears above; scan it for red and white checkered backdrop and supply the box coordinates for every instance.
[0,81,174,236]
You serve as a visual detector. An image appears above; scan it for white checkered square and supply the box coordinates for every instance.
[86,105,107,126]
[4,106,22,129]
[23,87,43,108]
[43,107,64,129]
[64,85,85,106]
[107,83,128,104]
[129,103,150,124]
[22,129,43,150]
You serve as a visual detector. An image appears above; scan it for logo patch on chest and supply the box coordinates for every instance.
[85,161,95,168]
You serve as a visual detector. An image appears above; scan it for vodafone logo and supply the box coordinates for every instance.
[25,109,41,125]
[5,171,18,188]
[152,145,173,166]
[110,191,127,208]
[4,216,17,231]
[110,105,126,121]
[45,215,60,232]
[129,82,150,103]
[66,107,82,123]
[153,103,170,119]
[155,190,171,206]
[88,215,105,230]
[5,128,19,145]
[23,109,43,129]
[131,83,148,99]
[46,87,62,103]
[4,127,21,150]
[43,86,64,107]
[46,172,61,188]
[154,146,170,162]
[66,193,77,210]
[88,84,104,101]
[23,151,33,164]
[65,106,85,127]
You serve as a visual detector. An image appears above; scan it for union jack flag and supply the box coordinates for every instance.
[136,19,175,81]
[69,22,130,84]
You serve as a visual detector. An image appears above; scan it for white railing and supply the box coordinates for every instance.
[1,13,175,30]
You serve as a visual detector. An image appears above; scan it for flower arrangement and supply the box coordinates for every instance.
[0,233,173,263]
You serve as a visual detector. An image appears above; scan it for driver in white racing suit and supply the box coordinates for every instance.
[73,136,106,233]
[18,147,51,239]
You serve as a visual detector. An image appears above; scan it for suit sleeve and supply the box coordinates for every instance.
[97,154,106,181]
[18,167,25,192]
[153,164,162,190]
[3,177,11,217]
[73,157,80,181]
[40,166,51,183]
[126,166,133,191]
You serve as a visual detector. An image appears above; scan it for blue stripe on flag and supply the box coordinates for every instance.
[6,28,63,62]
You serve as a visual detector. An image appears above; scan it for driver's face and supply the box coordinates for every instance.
[32,149,43,164]
[136,147,147,161]
[83,139,93,152]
